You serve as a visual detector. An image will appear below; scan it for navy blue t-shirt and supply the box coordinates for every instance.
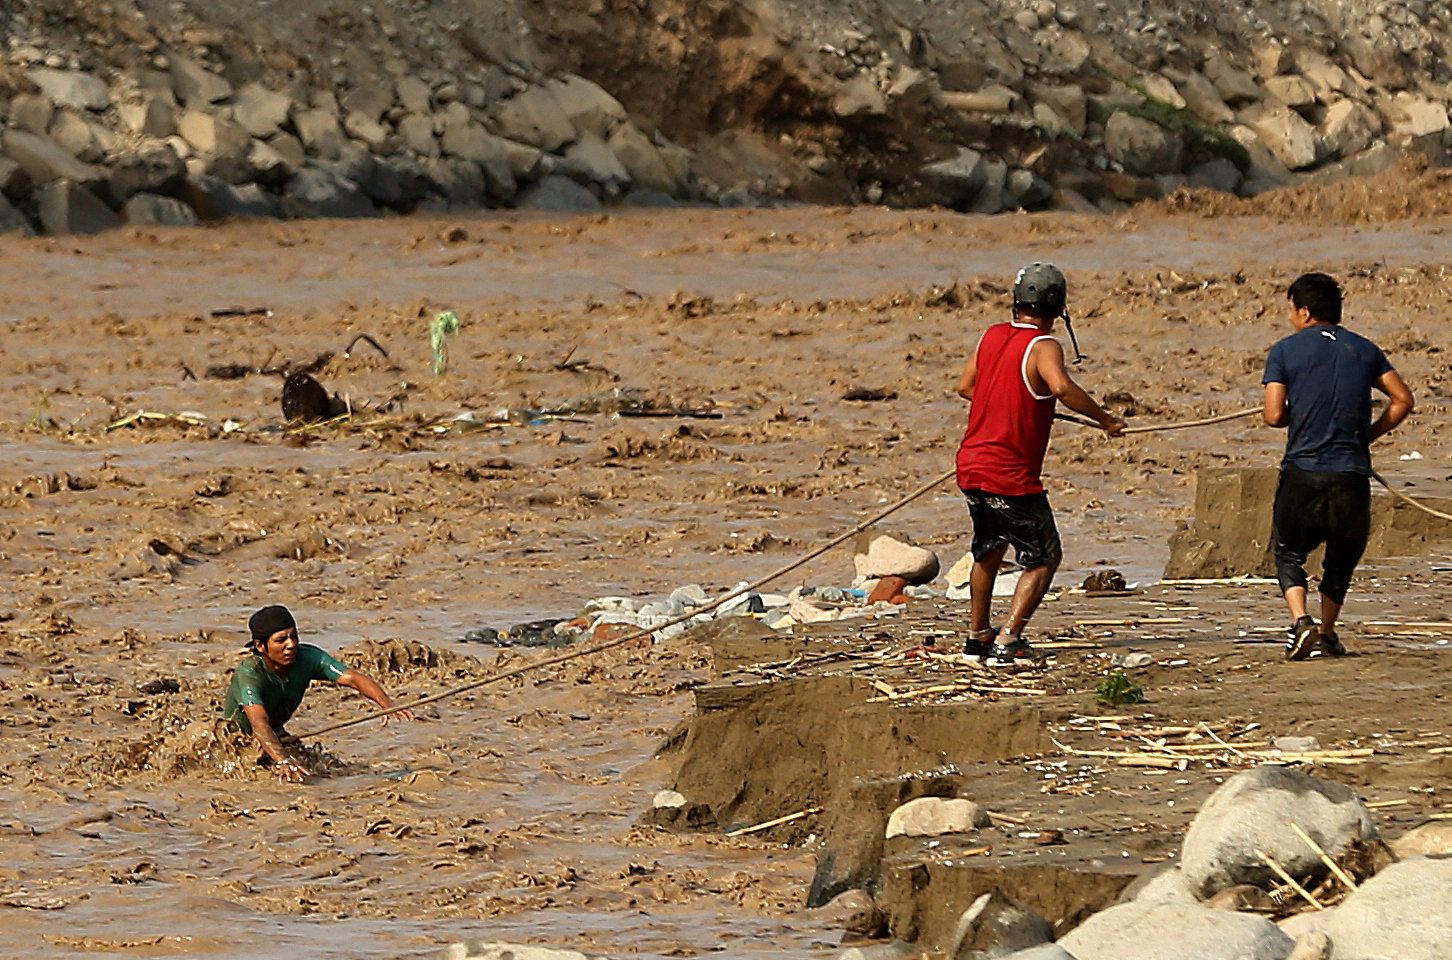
[1263,324,1393,475]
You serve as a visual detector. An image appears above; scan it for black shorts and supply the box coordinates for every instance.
[1272,465,1370,605]
[963,490,1063,569]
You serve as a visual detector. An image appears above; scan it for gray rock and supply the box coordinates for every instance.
[1242,102,1322,171]
[11,93,56,134]
[995,948,1076,960]
[1171,70,1235,125]
[832,74,888,118]
[1286,931,1330,960]
[543,74,626,139]
[109,143,186,200]
[515,175,602,213]
[425,157,487,208]
[1204,56,1262,105]
[2,129,107,186]
[1029,82,1088,135]
[282,166,378,218]
[1105,112,1185,175]
[246,139,297,188]
[1006,168,1054,209]
[439,944,589,960]
[27,69,111,111]
[1389,821,1452,859]
[969,157,1009,214]
[178,110,252,162]
[294,108,347,160]
[168,52,233,107]
[952,893,1054,959]
[361,154,432,210]
[398,113,440,158]
[123,193,199,227]
[563,132,630,194]
[1228,125,1293,189]
[396,76,432,114]
[1265,75,1315,109]
[344,111,390,151]
[836,943,916,960]
[1187,158,1243,194]
[0,194,35,235]
[1320,856,1452,959]
[178,175,277,220]
[49,111,105,162]
[1319,101,1380,159]
[0,157,30,201]
[493,86,577,152]
[268,134,307,168]
[1390,93,1449,137]
[1125,865,1199,906]
[119,94,178,138]
[341,80,396,123]
[37,179,121,235]
[1181,767,1376,900]
[439,122,516,197]
[501,138,545,181]
[854,532,940,585]
[920,148,988,204]
[1060,901,1292,960]
[885,797,992,839]
[623,187,678,208]
[232,84,295,139]
[608,123,677,195]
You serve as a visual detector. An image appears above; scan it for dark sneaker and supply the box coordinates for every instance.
[1286,616,1320,662]
[962,628,998,662]
[988,635,1041,666]
[1319,629,1349,657]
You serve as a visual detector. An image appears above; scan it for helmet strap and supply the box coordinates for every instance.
[1063,311,1086,364]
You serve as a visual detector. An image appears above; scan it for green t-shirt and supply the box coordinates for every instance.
[222,643,350,733]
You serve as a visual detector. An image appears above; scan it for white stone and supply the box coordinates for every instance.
[885,797,991,839]
[1321,857,1452,959]
[853,531,940,584]
[1061,901,1292,960]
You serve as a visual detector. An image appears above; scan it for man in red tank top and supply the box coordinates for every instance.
[956,264,1125,665]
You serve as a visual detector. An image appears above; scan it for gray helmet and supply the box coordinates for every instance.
[1013,263,1067,317]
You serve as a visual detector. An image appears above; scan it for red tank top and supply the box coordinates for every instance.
[956,321,1058,496]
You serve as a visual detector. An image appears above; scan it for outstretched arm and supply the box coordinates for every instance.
[1370,370,1414,441]
[1263,381,1289,427]
[243,704,310,782]
[336,669,416,725]
[1031,339,1125,436]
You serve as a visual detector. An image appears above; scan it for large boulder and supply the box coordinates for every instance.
[232,84,295,139]
[1060,900,1292,960]
[119,94,178,138]
[167,52,233,107]
[493,86,577,152]
[920,148,988,206]
[294,108,347,160]
[515,174,601,213]
[1180,767,1377,899]
[0,195,35,235]
[542,74,626,139]
[124,193,200,227]
[1319,101,1380,159]
[885,797,991,839]
[11,93,56,134]
[178,111,252,164]
[37,179,122,235]
[398,114,440,158]
[562,132,631,195]
[178,175,277,220]
[1204,56,1261,105]
[1389,93,1450,138]
[853,532,940,585]
[832,74,888,118]
[2,129,107,187]
[1320,856,1452,959]
[1171,70,1234,124]
[27,69,111,111]
[282,166,377,218]
[994,949,1076,960]
[608,123,677,194]
[951,893,1055,960]
[438,122,516,198]
[109,142,186,200]
[1244,103,1321,170]
[1389,821,1452,859]
[340,80,396,123]
[1104,112,1185,176]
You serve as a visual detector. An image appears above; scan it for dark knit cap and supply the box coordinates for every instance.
[248,604,297,643]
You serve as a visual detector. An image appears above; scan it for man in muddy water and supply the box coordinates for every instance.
[223,605,416,782]
[1264,272,1414,661]
[956,263,1126,666]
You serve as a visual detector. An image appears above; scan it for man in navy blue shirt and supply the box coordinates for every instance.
[1263,273,1414,661]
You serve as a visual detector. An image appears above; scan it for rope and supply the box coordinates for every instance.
[292,468,957,741]
[1370,469,1452,522]
[292,403,1438,741]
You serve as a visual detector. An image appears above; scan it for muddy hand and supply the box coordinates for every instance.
[380,707,417,726]
[276,759,311,783]
[1102,416,1127,438]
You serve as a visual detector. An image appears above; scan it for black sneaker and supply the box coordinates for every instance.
[962,628,998,662]
[1319,629,1349,657]
[1286,616,1319,662]
[988,634,1041,666]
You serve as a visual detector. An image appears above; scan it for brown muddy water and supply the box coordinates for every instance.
[1,203,1450,958]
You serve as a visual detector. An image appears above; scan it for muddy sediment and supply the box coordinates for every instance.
[3,206,1452,957]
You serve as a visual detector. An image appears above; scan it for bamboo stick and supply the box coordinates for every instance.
[1290,822,1359,891]
[725,806,824,837]
[1118,756,1188,770]
[1255,849,1324,910]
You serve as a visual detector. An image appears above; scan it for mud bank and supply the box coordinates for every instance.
[1166,466,1452,579]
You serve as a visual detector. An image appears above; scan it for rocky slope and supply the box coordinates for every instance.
[0,0,1449,233]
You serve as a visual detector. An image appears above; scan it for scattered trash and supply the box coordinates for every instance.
[105,410,208,432]
[1095,671,1146,707]
[1399,451,1424,461]
[1082,569,1128,592]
